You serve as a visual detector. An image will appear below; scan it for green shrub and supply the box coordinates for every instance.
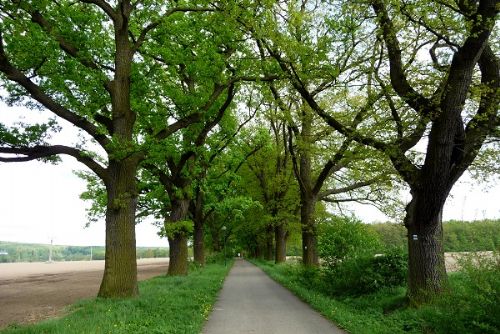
[205,252,228,264]
[317,217,406,296]
[420,253,500,333]
[357,249,407,293]
[318,216,380,268]
[320,250,407,296]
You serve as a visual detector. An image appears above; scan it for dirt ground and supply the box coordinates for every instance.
[0,258,168,329]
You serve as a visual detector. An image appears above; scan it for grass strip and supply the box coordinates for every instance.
[252,259,500,334]
[2,262,232,334]
[251,259,426,334]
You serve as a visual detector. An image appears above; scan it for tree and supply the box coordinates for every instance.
[265,0,499,304]
[138,10,271,273]
[0,0,218,297]
[243,117,298,262]
[189,93,259,266]
[247,2,393,266]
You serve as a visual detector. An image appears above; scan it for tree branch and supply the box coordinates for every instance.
[453,44,499,183]
[371,0,432,115]
[0,145,109,182]
[318,176,381,199]
[195,83,235,146]
[0,31,110,148]
[29,9,114,77]
[133,6,215,51]
[78,0,117,21]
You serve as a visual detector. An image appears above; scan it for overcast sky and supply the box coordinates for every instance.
[1,103,499,247]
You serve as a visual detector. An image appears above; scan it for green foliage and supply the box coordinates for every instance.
[1,263,231,334]
[314,217,406,295]
[321,250,407,296]
[318,216,381,268]
[419,254,500,334]
[370,219,500,252]
[160,220,194,239]
[443,220,500,252]
[205,252,232,265]
[253,257,500,334]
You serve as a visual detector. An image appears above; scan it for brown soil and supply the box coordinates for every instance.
[0,258,168,329]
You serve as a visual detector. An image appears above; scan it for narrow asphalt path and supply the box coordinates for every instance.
[203,259,345,334]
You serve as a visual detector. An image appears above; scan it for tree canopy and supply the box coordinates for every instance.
[0,0,497,305]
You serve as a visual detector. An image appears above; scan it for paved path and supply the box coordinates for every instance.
[203,259,345,334]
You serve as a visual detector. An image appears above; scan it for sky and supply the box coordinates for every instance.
[1,104,499,247]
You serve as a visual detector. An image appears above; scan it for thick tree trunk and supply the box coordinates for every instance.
[301,194,318,266]
[98,160,138,298]
[404,195,448,305]
[255,245,263,259]
[167,198,190,276]
[265,225,274,261]
[193,191,205,266]
[168,234,188,275]
[193,218,205,266]
[275,223,287,263]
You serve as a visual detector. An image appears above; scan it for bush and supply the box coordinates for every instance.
[316,216,407,296]
[318,216,380,268]
[205,252,230,264]
[320,250,407,296]
[421,253,500,333]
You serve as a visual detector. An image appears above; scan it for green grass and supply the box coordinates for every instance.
[2,262,232,334]
[252,259,500,334]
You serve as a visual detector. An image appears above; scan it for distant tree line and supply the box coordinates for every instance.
[0,242,167,263]
[369,219,500,252]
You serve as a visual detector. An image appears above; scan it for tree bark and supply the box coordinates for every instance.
[97,17,140,297]
[275,223,287,263]
[98,159,139,298]
[168,234,189,275]
[404,192,448,305]
[265,225,274,261]
[301,194,318,266]
[192,190,205,266]
[167,198,190,275]
[193,219,205,266]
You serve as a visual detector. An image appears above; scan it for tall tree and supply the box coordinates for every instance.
[265,0,499,304]
[248,1,391,266]
[139,9,270,274]
[244,116,297,263]
[0,0,217,297]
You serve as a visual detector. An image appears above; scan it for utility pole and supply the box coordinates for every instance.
[48,238,53,263]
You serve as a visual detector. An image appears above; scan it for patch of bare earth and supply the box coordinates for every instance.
[0,258,168,329]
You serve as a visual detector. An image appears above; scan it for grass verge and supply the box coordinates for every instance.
[2,262,232,334]
[252,259,499,334]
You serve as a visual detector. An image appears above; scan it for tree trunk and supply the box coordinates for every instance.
[168,234,188,275]
[255,245,262,259]
[301,194,318,266]
[98,160,138,298]
[193,218,205,266]
[275,223,287,263]
[167,198,190,276]
[404,195,448,305]
[265,225,274,261]
[193,191,205,266]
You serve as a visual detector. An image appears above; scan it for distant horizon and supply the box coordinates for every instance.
[2,216,499,248]
[0,240,168,248]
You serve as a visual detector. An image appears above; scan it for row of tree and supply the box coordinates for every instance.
[0,1,497,305]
